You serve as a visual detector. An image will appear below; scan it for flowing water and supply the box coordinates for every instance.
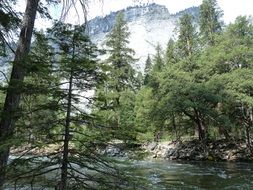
[125,159,253,190]
[5,157,253,189]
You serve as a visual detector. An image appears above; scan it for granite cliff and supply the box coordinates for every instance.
[87,3,199,71]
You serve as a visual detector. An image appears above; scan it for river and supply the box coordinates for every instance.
[6,158,253,189]
[124,159,253,189]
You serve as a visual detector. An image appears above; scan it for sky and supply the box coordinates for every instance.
[16,0,253,29]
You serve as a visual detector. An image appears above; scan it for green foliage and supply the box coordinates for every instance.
[2,2,253,188]
[199,0,223,45]
[152,44,164,72]
[6,22,131,189]
[135,11,253,142]
[177,14,198,59]
[165,39,177,65]
[0,0,20,56]
[93,12,138,141]
[135,87,156,133]
[144,54,152,75]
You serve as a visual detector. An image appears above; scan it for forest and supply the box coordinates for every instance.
[0,0,253,189]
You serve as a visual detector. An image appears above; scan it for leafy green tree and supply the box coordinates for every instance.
[215,16,253,148]
[134,86,156,141]
[227,16,252,38]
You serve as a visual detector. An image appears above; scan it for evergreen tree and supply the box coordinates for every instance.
[177,14,198,60]
[199,0,223,46]
[49,22,103,189]
[134,86,156,141]
[143,54,152,85]
[152,44,164,72]
[16,31,57,143]
[0,1,40,186]
[227,16,253,42]
[165,38,177,65]
[94,12,137,141]
[0,1,89,186]
[144,54,152,75]
[106,12,136,87]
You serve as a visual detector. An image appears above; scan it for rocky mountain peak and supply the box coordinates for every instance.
[87,3,199,71]
[86,3,171,35]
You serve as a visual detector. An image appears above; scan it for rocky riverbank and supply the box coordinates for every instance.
[102,139,253,162]
[11,139,253,162]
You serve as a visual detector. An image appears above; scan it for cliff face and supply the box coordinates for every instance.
[87,3,199,71]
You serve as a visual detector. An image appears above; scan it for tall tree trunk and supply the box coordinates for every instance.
[60,69,73,190]
[0,0,39,188]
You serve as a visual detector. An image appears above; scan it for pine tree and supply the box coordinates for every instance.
[152,44,164,72]
[176,13,199,73]
[199,0,223,46]
[94,12,137,140]
[5,23,135,189]
[143,54,152,85]
[105,12,136,94]
[144,54,152,75]
[16,31,57,143]
[0,0,20,56]
[49,22,104,189]
[0,1,39,186]
[165,38,177,65]
[177,14,198,60]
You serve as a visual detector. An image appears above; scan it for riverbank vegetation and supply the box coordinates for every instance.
[0,0,252,189]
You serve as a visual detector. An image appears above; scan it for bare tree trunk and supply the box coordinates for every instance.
[196,118,206,141]
[245,107,252,152]
[60,69,74,190]
[218,126,230,140]
[0,0,39,188]
[194,109,206,141]
[245,125,251,151]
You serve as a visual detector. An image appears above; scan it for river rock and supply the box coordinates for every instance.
[143,139,253,162]
[104,145,123,157]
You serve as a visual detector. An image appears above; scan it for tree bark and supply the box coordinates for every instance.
[0,0,39,188]
[245,125,251,151]
[194,109,206,141]
[218,126,231,140]
[60,69,73,190]
[196,118,206,141]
